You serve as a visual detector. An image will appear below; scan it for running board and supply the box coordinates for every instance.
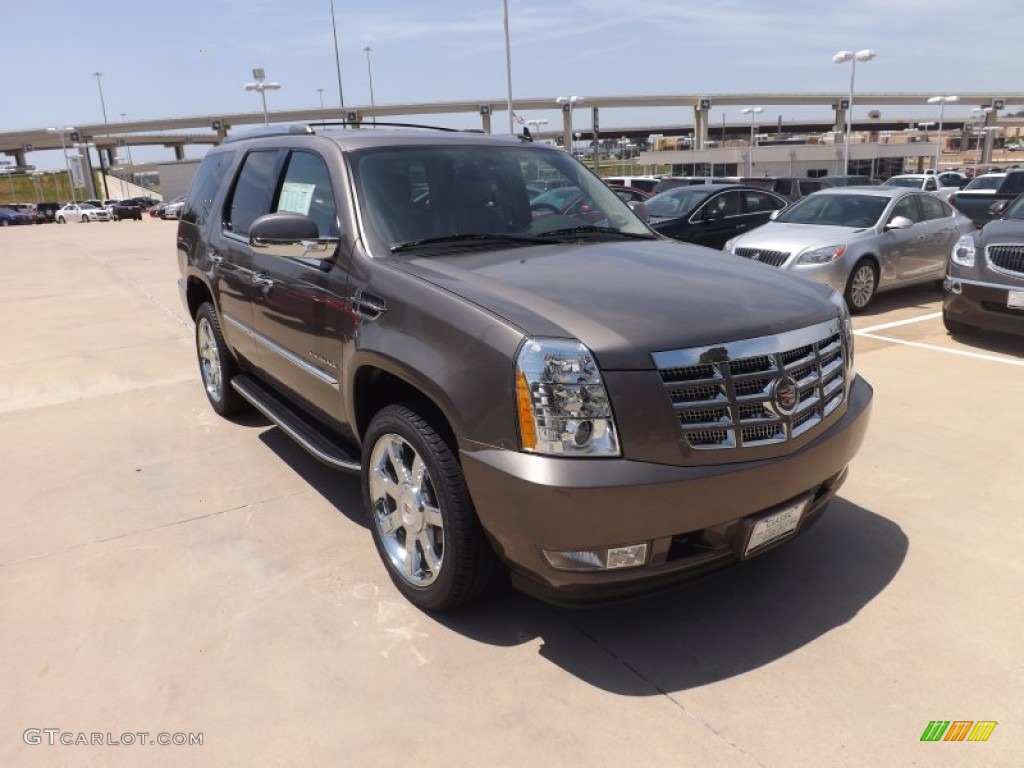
[231,375,361,472]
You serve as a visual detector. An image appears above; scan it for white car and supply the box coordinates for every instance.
[882,174,959,202]
[56,203,111,223]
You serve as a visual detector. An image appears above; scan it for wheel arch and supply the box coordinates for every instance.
[185,275,215,321]
[352,362,459,453]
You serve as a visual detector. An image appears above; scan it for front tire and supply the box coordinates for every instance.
[81,215,89,223]
[844,259,878,313]
[942,311,976,336]
[363,404,500,611]
[57,216,65,224]
[194,302,246,416]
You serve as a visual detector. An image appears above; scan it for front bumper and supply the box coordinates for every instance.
[944,275,1024,338]
[462,375,872,603]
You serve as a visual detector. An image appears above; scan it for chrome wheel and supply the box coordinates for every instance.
[847,262,877,311]
[196,316,223,401]
[368,434,444,587]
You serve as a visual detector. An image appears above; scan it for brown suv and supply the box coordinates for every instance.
[177,125,872,610]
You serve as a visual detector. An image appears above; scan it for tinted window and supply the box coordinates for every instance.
[799,180,824,195]
[924,178,937,191]
[743,190,786,213]
[182,150,235,227]
[646,188,712,218]
[889,195,921,223]
[273,151,338,237]
[225,150,280,236]
[919,194,950,220]
[699,191,742,219]
[1001,173,1024,193]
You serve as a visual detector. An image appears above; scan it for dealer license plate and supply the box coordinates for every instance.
[744,499,808,556]
[1007,290,1024,310]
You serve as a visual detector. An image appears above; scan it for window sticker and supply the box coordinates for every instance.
[278,182,316,215]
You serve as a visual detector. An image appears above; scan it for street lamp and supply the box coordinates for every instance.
[832,49,876,175]
[46,126,77,203]
[243,68,281,127]
[317,88,325,119]
[555,96,583,154]
[971,107,995,169]
[741,107,764,176]
[525,118,548,138]
[363,47,376,125]
[974,128,992,179]
[93,72,109,123]
[926,95,959,171]
[119,112,135,167]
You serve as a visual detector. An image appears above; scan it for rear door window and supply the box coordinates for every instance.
[224,150,281,236]
[182,150,235,226]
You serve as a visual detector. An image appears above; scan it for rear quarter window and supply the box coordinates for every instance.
[182,151,236,227]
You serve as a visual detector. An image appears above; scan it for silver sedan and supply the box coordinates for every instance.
[723,187,974,311]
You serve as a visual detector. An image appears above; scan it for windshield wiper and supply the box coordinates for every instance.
[391,233,557,253]
[542,225,657,240]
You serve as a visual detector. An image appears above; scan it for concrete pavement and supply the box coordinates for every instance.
[0,220,1021,766]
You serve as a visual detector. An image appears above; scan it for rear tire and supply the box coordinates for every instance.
[57,216,65,224]
[194,302,246,416]
[363,404,501,611]
[81,215,88,223]
[844,259,878,313]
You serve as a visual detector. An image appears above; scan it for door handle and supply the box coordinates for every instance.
[208,251,223,265]
[252,273,274,290]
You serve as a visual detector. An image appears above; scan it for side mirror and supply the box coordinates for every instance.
[628,201,650,223]
[885,215,914,231]
[250,212,339,260]
[989,200,1008,217]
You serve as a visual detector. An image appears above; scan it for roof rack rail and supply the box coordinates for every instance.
[222,124,315,144]
[307,120,480,133]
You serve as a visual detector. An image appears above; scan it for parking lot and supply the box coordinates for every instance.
[1,220,1021,767]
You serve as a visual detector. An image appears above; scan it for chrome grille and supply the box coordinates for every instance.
[734,247,790,267]
[987,244,1024,277]
[653,319,848,452]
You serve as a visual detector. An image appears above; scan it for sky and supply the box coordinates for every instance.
[4,0,1024,169]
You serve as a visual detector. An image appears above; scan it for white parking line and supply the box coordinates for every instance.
[854,312,942,334]
[856,332,1024,366]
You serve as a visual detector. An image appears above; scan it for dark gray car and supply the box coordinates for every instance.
[177,125,872,609]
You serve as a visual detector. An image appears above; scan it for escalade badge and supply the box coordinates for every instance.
[772,375,800,416]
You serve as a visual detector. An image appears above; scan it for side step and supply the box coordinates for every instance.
[231,375,361,472]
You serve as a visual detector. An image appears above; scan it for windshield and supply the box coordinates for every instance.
[964,175,1005,191]
[882,177,923,189]
[645,188,714,219]
[1002,195,1024,219]
[350,144,650,252]
[775,193,888,227]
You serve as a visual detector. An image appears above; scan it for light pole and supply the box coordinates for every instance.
[741,107,763,176]
[119,113,135,168]
[971,107,995,170]
[46,126,77,203]
[329,0,345,109]
[93,72,109,123]
[502,0,514,135]
[974,128,992,179]
[317,88,325,120]
[243,68,281,127]
[363,47,376,125]
[926,95,959,172]
[556,96,582,155]
[832,49,876,175]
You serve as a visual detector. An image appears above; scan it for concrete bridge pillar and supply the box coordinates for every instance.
[693,105,709,150]
[173,145,185,161]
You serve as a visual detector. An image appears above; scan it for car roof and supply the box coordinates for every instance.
[812,186,908,198]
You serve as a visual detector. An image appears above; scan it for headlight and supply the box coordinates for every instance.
[515,338,620,457]
[723,237,737,253]
[797,244,847,265]
[951,233,976,267]
[829,291,855,377]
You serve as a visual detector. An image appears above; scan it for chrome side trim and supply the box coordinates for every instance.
[948,276,1024,290]
[222,314,340,390]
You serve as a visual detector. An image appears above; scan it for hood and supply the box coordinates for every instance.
[731,222,875,255]
[978,218,1024,245]
[390,240,836,370]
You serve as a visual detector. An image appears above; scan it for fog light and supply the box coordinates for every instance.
[542,543,648,571]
